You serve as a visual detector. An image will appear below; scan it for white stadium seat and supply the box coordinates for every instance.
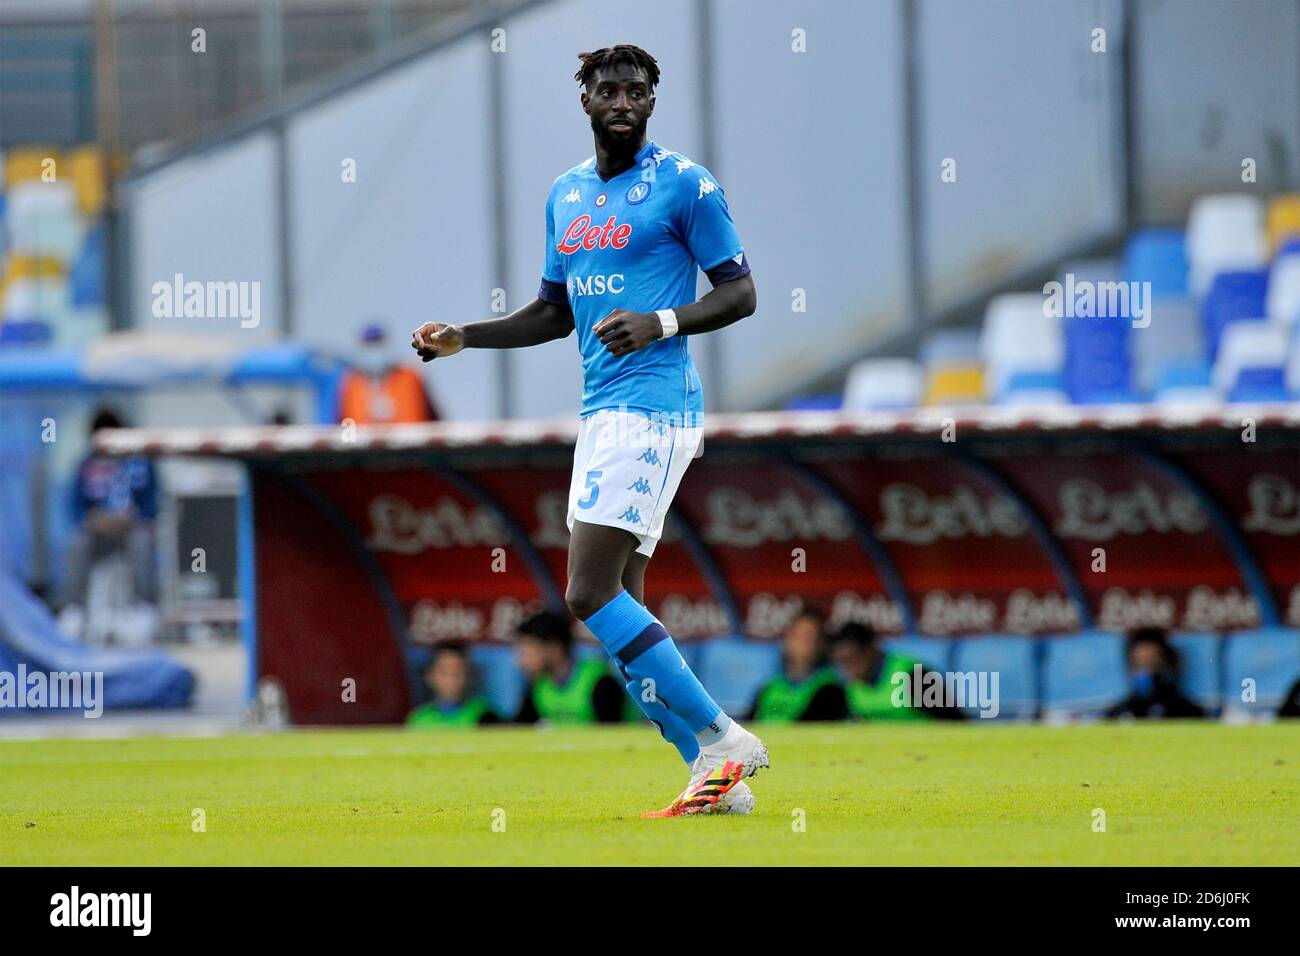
[842,358,924,410]
[1186,193,1267,297]
[979,292,1063,395]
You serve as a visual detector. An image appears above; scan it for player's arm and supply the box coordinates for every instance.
[593,271,755,357]
[410,298,574,362]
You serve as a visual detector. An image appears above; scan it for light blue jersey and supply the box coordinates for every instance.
[540,140,748,425]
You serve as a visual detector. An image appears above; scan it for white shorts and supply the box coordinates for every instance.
[565,409,704,557]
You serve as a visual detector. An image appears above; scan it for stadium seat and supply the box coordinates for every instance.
[694,636,782,717]
[5,186,82,263]
[882,636,954,671]
[1266,193,1300,253]
[1220,628,1300,715]
[1168,632,1223,713]
[1201,270,1268,360]
[997,370,1069,406]
[1212,320,1288,395]
[1064,315,1134,403]
[1,275,71,326]
[469,644,526,719]
[1041,631,1128,716]
[70,222,106,307]
[980,293,1063,396]
[67,145,107,216]
[784,393,842,411]
[924,364,986,406]
[842,358,924,410]
[1186,193,1267,297]
[1153,360,1220,407]
[950,636,1039,720]
[4,146,60,189]
[1265,251,1300,325]
[1124,228,1188,298]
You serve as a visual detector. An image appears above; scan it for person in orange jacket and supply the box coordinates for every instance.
[338,322,439,425]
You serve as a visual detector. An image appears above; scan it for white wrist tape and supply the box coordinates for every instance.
[656,309,679,339]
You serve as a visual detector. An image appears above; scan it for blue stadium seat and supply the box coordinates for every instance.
[695,636,782,717]
[882,636,953,671]
[1124,229,1188,298]
[70,221,106,307]
[1168,632,1223,713]
[1064,315,1135,402]
[1202,270,1268,360]
[998,370,1069,406]
[1041,631,1128,715]
[1221,628,1300,713]
[784,393,842,411]
[0,320,53,347]
[469,644,526,718]
[950,636,1039,719]
[1228,366,1289,402]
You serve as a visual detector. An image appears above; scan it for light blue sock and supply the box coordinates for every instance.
[584,590,726,741]
[621,676,700,765]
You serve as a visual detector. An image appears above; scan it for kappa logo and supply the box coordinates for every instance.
[698,178,718,199]
[618,506,644,524]
[628,477,654,495]
[637,448,662,466]
[675,157,695,174]
[562,188,581,203]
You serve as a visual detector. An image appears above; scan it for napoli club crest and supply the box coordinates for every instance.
[626,182,651,205]
[595,193,608,207]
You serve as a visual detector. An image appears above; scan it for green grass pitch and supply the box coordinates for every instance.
[2,722,1296,866]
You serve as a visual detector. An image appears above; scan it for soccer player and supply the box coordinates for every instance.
[411,44,766,816]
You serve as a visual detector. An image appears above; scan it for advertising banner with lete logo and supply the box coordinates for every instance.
[98,407,1300,723]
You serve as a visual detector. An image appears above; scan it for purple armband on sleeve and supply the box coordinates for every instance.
[704,253,751,286]
[538,278,567,306]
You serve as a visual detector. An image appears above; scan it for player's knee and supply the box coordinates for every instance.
[564,583,608,622]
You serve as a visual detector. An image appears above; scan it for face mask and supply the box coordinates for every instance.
[356,349,389,376]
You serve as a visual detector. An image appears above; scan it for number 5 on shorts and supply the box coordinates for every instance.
[578,470,603,510]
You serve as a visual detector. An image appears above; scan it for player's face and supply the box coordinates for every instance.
[583,64,653,149]
[429,652,468,703]
[515,637,545,678]
[831,641,867,681]
[784,617,823,672]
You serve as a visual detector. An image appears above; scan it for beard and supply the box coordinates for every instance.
[590,111,647,157]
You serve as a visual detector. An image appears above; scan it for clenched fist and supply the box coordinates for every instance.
[410,323,465,362]
[593,309,664,357]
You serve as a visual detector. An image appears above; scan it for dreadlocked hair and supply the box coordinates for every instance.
[574,45,660,90]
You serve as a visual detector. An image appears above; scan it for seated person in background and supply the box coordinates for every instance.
[830,622,962,720]
[337,322,439,425]
[750,608,848,722]
[1107,627,1204,719]
[59,408,159,618]
[513,610,626,725]
[407,642,500,729]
